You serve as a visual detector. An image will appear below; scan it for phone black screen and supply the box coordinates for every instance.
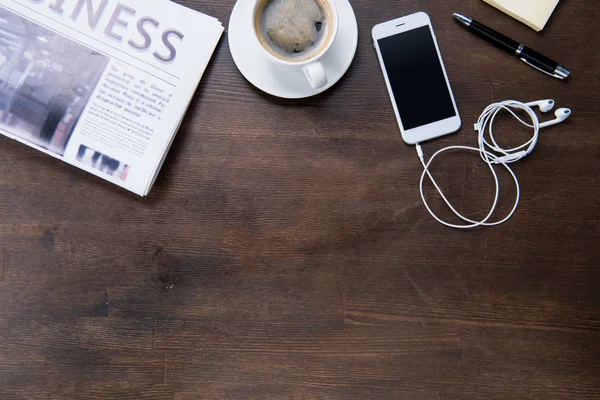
[377,25,456,130]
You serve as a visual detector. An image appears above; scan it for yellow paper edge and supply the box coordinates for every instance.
[482,0,560,32]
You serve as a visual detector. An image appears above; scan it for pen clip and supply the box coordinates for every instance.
[520,58,566,80]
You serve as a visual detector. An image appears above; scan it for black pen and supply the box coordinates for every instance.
[453,13,570,80]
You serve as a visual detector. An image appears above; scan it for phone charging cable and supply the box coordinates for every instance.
[414,99,570,229]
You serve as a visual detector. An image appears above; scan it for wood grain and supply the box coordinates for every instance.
[1,0,599,399]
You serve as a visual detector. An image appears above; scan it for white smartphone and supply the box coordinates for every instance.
[372,12,461,144]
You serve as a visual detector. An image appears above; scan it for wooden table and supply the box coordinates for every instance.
[1,1,599,399]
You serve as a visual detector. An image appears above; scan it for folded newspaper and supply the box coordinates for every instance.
[0,0,223,195]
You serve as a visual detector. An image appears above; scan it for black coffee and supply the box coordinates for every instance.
[256,0,331,61]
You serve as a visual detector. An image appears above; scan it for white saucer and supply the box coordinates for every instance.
[228,0,359,99]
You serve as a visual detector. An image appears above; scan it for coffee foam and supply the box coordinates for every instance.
[256,0,331,61]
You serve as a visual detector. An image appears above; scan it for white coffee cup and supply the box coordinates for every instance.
[251,0,339,89]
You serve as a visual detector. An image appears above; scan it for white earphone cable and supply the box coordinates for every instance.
[415,100,547,229]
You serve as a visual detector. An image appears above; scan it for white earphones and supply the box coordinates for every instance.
[415,99,573,229]
[525,99,572,128]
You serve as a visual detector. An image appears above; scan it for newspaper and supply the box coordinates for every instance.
[0,0,223,195]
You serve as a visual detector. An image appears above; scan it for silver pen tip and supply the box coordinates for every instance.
[453,13,472,27]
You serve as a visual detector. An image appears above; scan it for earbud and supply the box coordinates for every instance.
[526,99,555,113]
[539,108,572,128]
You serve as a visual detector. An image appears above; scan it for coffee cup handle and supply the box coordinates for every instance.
[303,62,327,89]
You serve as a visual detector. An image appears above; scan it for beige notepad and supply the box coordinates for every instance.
[483,0,560,31]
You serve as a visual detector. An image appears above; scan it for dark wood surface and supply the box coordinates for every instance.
[1,0,599,399]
